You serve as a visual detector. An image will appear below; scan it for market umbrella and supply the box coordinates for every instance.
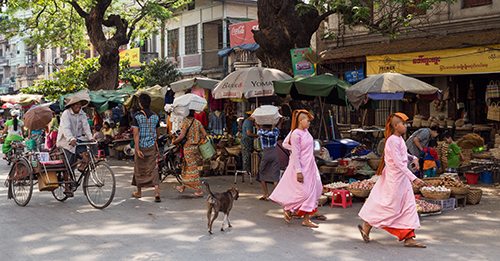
[123,85,165,114]
[170,77,220,92]
[212,67,292,100]
[165,93,208,117]
[2,103,14,109]
[23,106,53,130]
[346,73,441,110]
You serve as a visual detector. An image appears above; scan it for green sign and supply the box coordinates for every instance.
[290,47,315,77]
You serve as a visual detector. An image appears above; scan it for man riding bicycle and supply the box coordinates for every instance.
[57,94,95,197]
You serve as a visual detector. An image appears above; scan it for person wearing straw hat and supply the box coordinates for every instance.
[357,113,427,248]
[57,95,94,197]
[269,110,323,228]
[241,110,258,175]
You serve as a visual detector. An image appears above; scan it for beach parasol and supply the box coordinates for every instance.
[23,106,53,130]
[346,73,441,110]
[212,67,292,100]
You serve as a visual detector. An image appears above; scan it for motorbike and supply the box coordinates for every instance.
[4,140,25,165]
[157,134,183,184]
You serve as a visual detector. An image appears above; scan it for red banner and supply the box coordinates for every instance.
[229,20,259,47]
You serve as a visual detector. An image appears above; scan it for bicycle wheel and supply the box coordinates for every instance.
[9,159,33,207]
[51,172,68,202]
[83,162,115,209]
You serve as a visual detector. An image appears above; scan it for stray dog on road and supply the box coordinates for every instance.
[203,181,239,234]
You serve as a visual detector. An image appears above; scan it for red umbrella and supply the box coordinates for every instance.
[23,106,53,130]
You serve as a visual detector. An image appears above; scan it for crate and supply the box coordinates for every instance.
[421,197,456,211]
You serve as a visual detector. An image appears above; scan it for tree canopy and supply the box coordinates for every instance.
[255,0,457,75]
[0,0,189,90]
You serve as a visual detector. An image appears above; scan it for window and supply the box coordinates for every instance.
[184,25,198,55]
[167,29,179,57]
[27,46,35,65]
[463,0,492,8]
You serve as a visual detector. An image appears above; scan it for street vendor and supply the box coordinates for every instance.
[406,124,439,157]
[358,113,426,248]
[241,111,258,174]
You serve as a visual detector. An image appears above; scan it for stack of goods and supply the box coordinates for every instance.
[323,181,349,191]
[433,100,446,112]
[441,173,470,195]
[457,133,484,150]
[250,105,281,125]
[347,180,375,198]
[420,186,451,199]
[436,141,448,173]
[416,199,442,215]
[412,115,425,127]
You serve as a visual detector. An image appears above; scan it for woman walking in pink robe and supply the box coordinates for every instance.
[270,110,322,228]
[358,113,427,248]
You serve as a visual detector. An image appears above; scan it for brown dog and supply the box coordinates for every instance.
[203,181,239,234]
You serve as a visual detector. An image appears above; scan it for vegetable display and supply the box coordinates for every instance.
[347,180,375,190]
[420,186,451,193]
[324,182,349,190]
[416,199,442,213]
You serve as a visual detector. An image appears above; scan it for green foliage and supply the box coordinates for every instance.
[140,58,182,87]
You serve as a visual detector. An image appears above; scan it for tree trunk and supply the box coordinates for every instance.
[87,47,120,90]
[253,0,323,75]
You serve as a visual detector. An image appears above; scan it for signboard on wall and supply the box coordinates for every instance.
[290,47,315,77]
[345,70,365,83]
[119,48,141,67]
[367,44,500,75]
[229,20,259,47]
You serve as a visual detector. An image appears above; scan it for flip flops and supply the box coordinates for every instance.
[302,221,319,228]
[311,214,327,220]
[284,210,292,223]
[358,224,370,243]
[404,243,426,248]
[132,192,142,198]
[259,196,269,201]
[154,196,161,202]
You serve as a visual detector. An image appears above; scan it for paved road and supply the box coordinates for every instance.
[0,158,499,260]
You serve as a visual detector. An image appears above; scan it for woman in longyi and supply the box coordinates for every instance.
[358,113,427,248]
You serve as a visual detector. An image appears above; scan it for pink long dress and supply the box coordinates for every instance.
[358,135,420,230]
[270,129,322,214]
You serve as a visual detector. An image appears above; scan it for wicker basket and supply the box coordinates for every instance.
[446,119,455,127]
[367,158,382,170]
[420,189,451,199]
[318,195,328,206]
[423,177,443,187]
[466,188,483,205]
[348,188,372,198]
[445,186,470,195]
[413,186,421,194]
[226,146,241,156]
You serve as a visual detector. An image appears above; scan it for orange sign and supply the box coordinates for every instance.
[119,48,141,67]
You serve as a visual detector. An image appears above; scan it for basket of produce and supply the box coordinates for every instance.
[420,186,451,199]
[440,173,470,195]
[347,180,374,198]
[367,158,382,170]
[318,195,328,206]
[323,182,349,192]
[466,188,483,205]
[422,177,443,187]
[416,199,442,215]
[413,186,421,194]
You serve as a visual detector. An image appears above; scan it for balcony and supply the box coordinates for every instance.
[17,65,44,77]
[0,56,8,67]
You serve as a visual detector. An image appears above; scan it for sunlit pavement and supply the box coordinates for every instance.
[0,158,499,260]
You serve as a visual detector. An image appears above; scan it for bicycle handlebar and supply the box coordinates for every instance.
[76,141,98,146]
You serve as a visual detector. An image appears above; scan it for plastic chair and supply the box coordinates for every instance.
[97,150,106,158]
[331,189,352,209]
[234,170,252,184]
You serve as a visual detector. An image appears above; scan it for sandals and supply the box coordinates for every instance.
[191,192,203,197]
[311,214,327,220]
[284,210,292,223]
[176,186,185,194]
[154,196,161,202]
[404,243,426,248]
[358,224,370,243]
[259,196,269,201]
[132,192,142,198]
[302,221,319,228]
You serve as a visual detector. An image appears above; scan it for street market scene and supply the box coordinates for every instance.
[0,0,500,260]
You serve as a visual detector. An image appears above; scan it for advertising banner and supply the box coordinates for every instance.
[229,20,259,47]
[367,44,500,75]
[290,47,315,77]
[119,48,141,67]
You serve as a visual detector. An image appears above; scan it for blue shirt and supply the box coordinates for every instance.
[258,128,280,149]
[242,119,254,139]
[131,109,160,148]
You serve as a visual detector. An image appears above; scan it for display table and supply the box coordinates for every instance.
[348,128,384,150]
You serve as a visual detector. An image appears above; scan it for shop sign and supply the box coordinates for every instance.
[367,44,500,75]
[119,48,141,67]
[229,20,259,47]
[345,70,365,83]
[290,47,315,77]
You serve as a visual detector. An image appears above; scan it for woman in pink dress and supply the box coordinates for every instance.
[270,110,322,228]
[358,113,427,248]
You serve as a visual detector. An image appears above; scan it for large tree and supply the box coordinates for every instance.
[254,0,457,75]
[0,0,189,90]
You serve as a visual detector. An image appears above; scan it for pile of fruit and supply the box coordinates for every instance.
[324,182,349,190]
[347,180,375,190]
[416,199,442,213]
[420,185,451,193]
[441,174,470,188]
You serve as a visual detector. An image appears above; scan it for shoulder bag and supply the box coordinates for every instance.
[179,119,195,145]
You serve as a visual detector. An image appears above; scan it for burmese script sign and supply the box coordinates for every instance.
[366,44,500,75]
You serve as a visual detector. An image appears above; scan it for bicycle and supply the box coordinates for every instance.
[5,141,116,209]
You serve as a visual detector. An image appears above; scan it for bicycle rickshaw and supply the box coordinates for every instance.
[5,141,116,209]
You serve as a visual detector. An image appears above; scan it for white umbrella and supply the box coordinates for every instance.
[170,77,220,92]
[165,93,207,117]
[212,67,292,100]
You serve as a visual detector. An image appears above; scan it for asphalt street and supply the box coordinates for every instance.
[0,158,499,261]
